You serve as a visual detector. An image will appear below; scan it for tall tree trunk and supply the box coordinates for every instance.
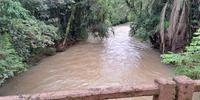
[159,2,168,53]
[162,0,190,52]
[62,7,76,46]
[168,0,182,50]
[171,1,190,51]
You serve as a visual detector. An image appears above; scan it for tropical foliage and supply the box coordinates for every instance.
[162,29,200,79]
[0,34,26,84]
[0,0,128,85]
[106,0,130,25]
[0,0,59,84]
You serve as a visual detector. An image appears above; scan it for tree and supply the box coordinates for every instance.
[127,0,200,53]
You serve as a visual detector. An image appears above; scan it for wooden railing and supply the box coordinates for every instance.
[0,76,199,100]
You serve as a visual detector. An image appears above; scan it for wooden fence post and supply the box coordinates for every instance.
[174,76,195,100]
[153,78,176,100]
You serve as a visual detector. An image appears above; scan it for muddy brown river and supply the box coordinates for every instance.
[0,24,199,99]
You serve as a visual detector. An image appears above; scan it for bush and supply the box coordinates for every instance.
[32,47,57,56]
[0,0,59,85]
[0,34,26,85]
[0,0,31,19]
[10,18,59,60]
[107,0,129,25]
[129,13,160,41]
[0,0,59,61]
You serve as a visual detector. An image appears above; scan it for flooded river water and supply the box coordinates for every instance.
[1,24,198,99]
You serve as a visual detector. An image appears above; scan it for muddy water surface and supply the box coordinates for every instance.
[0,24,194,99]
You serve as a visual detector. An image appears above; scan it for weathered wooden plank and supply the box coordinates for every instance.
[1,76,200,100]
[0,84,159,100]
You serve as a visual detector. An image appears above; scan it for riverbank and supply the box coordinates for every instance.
[0,24,175,100]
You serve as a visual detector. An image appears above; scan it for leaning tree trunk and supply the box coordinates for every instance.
[159,2,168,53]
[167,0,182,51]
[171,1,190,51]
[159,0,190,53]
[56,7,76,52]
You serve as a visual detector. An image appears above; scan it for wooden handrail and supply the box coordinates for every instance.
[0,76,200,100]
[0,84,159,100]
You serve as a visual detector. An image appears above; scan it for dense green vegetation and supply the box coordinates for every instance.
[126,0,200,79]
[0,0,58,83]
[162,29,200,79]
[0,0,129,85]
[106,0,130,25]
[0,34,26,84]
